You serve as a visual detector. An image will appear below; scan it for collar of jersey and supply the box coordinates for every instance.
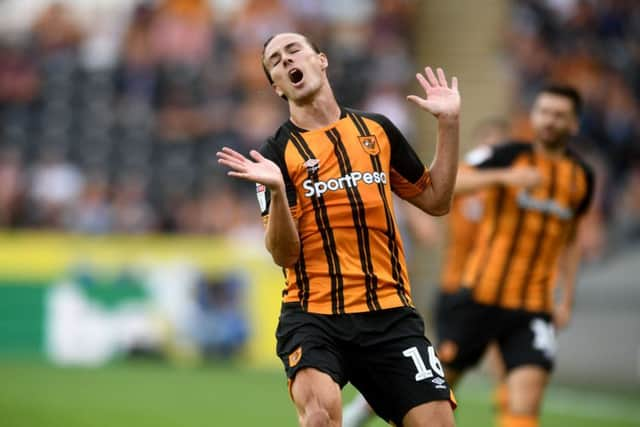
[286,106,348,134]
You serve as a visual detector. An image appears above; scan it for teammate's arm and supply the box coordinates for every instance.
[555,164,594,329]
[405,67,461,216]
[554,221,583,329]
[217,147,300,267]
[455,167,542,195]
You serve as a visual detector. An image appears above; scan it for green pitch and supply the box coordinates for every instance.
[1,359,638,427]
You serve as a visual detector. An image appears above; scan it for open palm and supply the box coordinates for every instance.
[216,147,284,191]
[407,66,460,119]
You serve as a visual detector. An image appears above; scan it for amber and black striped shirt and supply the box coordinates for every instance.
[461,142,594,313]
[257,107,431,314]
[439,187,485,294]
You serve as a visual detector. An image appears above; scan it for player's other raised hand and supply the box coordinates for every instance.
[216,147,284,191]
[407,66,460,121]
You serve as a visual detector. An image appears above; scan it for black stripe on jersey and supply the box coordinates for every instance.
[371,154,410,306]
[289,129,345,314]
[519,161,558,308]
[350,111,371,136]
[493,153,535,305]
[348,112,409,306]
[294,241,310,310]
[326,128,380,311]
[472,187,506,290]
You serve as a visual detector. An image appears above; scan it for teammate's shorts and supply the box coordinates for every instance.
[437,288,556,373]
[434,289,458,343]
[276,303,456,426]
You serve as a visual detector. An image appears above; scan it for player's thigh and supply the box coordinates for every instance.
[403,400,455,427]
[505,365,549,415]
[349,333,455,427]
[290,368,342,421]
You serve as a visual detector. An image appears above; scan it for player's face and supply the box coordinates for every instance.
[263,33,328,103]
[530,93,578,148]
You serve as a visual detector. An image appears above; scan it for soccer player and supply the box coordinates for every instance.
[217,32,460,427]
[441,85,594,427]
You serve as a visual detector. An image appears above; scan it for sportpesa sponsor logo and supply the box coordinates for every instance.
[517,191,574,219]
[303,171,387,197]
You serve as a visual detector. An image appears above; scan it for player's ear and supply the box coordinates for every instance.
[568,113,579,135]
[318,52,328,71]
[273,82,284,98]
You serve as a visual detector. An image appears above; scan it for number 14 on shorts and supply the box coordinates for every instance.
[403,346,445,381]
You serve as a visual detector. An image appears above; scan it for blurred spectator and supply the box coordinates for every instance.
[0,43,40,105]
[0,147,25,227]
[64,173,112,234]
[29,148,85,227]
[150,0,214,68]
[32,3,83,58]
[111,173,156,233]
[116,4,158,105]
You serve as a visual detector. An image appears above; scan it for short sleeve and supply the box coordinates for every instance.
[575,162,595,218]
[465,142,530,169]
[375,114,430,199]
[258,139,299,222]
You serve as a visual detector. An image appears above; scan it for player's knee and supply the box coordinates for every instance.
[300,406,334,427]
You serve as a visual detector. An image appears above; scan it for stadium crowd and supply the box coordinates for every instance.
[0,0,417,235]
[0,0,637,253]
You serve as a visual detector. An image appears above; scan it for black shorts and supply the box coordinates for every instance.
[276,303,455,426]
[434,289,458,343]
[437,288,556,373]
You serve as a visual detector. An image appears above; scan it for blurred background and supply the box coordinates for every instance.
[0,0,638,426]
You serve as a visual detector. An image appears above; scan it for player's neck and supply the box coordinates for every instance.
[288,85,341,131]
[533,139,566,159]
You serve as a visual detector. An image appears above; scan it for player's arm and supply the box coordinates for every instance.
[555,164,595,329]
[216,147,300,267]
[453,143,542,195]
[405,67,460,216]
[454,166,542,195]
[554,221,583,330]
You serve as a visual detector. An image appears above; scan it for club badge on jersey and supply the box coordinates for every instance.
[358,135,380,155]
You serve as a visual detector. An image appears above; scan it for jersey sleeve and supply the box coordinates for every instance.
[376,114,431,199]
[258,139,300,223]
[575,162,595,218]
[465,142,530,169]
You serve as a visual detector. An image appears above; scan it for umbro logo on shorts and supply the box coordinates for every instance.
[432,377,447,389]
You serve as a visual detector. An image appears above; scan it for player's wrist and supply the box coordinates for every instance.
[437,113,459,125]
[268,181,286,195]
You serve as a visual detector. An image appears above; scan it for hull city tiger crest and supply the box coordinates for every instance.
[358,135,380,155]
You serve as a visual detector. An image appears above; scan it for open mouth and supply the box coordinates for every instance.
[289,68,304,85]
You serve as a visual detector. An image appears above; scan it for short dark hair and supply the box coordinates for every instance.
[539,84,583,117]
[261,33,321,86]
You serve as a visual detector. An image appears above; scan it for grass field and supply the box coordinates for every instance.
[1,359,638,427]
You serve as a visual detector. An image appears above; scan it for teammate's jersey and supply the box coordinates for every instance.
[258,107,431,314]
[439,187,484,293]
[461,142,594,313]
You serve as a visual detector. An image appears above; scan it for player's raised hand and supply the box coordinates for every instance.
[217,147,284,191]
[407,67,460,120]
